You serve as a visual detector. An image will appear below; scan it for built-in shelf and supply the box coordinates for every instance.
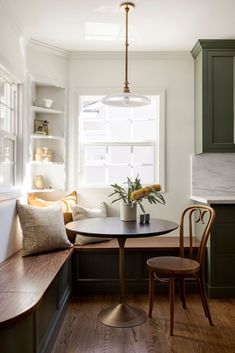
[31,134,64,140]
[32,106,64,114]
[28,80,66,191]
[29,188,58,193]
[0,161,14,165]
[30,161,64,166]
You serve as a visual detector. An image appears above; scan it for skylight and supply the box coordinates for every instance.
[85,22,120,41]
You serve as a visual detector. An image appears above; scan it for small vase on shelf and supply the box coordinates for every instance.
[35,175,44,190]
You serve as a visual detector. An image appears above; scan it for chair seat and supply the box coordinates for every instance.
[147,256,200,275]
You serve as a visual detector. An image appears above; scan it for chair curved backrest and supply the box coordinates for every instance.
[179,205,216,267]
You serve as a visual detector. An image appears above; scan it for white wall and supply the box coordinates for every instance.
[0,199,22,262]
[68,52,194,228]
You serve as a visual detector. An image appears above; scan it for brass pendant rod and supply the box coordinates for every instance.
[124,4,130,94]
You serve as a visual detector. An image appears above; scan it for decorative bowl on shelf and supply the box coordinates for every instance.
[36,99,54,108]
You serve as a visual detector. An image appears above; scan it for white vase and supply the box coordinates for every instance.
[120,202,137,221]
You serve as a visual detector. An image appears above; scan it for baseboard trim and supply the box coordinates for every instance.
[206,283,235,298]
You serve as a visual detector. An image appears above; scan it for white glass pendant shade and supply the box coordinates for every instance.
[101,2,150,108]
[101,93,151,107]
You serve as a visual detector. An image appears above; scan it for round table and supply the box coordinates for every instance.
[66,217,178,328]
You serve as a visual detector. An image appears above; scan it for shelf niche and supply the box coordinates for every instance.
[28,80,66,191]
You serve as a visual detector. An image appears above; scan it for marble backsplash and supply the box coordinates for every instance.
[192,153,235,196]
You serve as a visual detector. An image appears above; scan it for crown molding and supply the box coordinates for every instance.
[69,51,191,60]
[28,39,190,61]
[28,39,69,58]
[191,39,235,58]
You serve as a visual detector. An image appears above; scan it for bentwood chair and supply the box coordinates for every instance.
[146,205,216,335]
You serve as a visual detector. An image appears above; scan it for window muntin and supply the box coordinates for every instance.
[78,95,162,187]
[0,73,18,187]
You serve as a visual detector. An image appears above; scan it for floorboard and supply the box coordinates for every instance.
[52,294,235,353]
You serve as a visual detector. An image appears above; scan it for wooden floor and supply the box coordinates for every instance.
[52,294,235,353]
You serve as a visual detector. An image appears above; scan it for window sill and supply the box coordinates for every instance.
[0,187,22,201]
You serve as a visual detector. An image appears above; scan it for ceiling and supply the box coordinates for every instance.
[5,0,235,52]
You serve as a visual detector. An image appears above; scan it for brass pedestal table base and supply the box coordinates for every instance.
[98,303,147,328]
[65,217,178,328]
[98,237,147,328]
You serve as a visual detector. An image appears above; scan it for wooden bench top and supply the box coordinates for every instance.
[0,248,73,328]
[0,236,199,329]
[73,236,200,251]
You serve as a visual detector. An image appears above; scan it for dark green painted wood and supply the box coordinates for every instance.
[207,204,235,298]
[58,259,72,308]
[192,40,235,153]
[0,314,34,353]
[38,283,72,353]
[194,50,203,153]
[36,277,58,345]
[214,224,235,253]
[37,257,72,353]
[210,56,233,143]
[206,283,235,297]
[212,204,235,222]
[73,248,198,295]
[192,39,235,58]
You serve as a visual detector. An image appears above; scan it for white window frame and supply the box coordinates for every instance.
[0,70,21,199]
[74,88,165,191]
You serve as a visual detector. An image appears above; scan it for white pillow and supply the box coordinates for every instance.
[72,202,112,245]
[72,202,107,220]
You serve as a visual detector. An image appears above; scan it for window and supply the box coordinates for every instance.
[77,93,165,188]
[0,72,18,187]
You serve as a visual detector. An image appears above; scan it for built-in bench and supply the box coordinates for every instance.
[73,236,200,295]
[0,248,73,353]
[0,236,199,353]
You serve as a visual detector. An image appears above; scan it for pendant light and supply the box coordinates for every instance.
[101,2,150,107]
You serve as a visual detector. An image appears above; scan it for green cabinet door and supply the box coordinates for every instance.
[192,40,235,153]
[207,204,235,298]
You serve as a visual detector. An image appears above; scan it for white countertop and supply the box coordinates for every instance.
[190,195,235,204]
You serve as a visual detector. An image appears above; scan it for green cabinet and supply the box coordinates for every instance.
[191,40,235,153]
[206,204,235,298]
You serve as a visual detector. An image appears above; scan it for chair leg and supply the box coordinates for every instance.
[197,277,208,317]
[198,274,213,326]
[169,277,175,336]
[179,277,186,309]
[148,269,155,318]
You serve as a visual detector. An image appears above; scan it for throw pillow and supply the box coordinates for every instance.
[27,191,77,242]
[27,190,77,211]
[17,201,73,256]
[72,202,112,245]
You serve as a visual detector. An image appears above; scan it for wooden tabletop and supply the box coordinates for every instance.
[66,217,178,238]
